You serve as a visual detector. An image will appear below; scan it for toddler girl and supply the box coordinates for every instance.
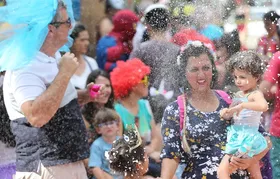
[108,125,150,179]
[218,51,268,179]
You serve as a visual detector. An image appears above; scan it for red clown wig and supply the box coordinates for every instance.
[110,58,150,99]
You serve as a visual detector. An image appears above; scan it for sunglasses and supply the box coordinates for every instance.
[50,17,71,28]
[140,76,149,86]
[97,120,118,128]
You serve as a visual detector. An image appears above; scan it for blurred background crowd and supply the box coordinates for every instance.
[1,0,280,179]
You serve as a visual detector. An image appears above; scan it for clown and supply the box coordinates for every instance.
[111,58,162,178]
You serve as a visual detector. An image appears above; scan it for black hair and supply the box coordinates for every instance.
[0,86,16,147]
[263,11,280,23]
[94,108,119,126]
[105,0,114,14]
[108,127,145,177]
[70,23,87,41]
[105,0,122,14]
[226,51,266,80]
[215,30,241,58]
[177,43,218,91]
[145,8,170,32]
[141,29,150,43]
[81,69,114,124]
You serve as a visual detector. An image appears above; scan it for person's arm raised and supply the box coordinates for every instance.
[21,52,79,127]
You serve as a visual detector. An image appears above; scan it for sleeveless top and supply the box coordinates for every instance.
[70,55,98,89]
[114,99,152,143]
[233,92,262,128]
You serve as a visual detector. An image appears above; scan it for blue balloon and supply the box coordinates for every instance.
[200,24,224,41]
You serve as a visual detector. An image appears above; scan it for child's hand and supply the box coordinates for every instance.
[227,104,243,117]
[220,108,232,120]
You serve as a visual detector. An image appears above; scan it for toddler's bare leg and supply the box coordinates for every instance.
[217,155,233,179]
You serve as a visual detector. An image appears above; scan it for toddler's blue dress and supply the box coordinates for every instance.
[225,93,268,157]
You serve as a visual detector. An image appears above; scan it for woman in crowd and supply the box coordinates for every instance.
[70,23,98,89]
[214,30,241,94]
[160,42,271,179]
[81,69,116,145]
[110,59,162,178]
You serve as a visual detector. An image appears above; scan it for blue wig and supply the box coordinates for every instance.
[0,0,74,71]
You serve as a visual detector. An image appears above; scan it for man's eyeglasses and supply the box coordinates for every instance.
[140,76,149,86]
[97,121,117,128]
[50,17,71,28]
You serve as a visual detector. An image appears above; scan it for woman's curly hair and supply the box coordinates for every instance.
[110,58,150,99]
[226,51,266,80]
[108,126,145,177]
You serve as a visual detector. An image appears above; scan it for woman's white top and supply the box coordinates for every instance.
[70,56,98,89]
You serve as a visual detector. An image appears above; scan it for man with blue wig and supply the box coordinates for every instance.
[1,0,98,178]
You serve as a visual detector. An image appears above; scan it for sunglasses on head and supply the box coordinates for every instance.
[50,17,71,28]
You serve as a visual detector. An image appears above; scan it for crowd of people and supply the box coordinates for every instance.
[1,0,280,179]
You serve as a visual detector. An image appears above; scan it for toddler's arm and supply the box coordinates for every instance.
[233,91,268,113]
[220,108,232,120]
[226,91,268,116]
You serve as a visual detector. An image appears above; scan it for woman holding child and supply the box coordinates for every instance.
[160,42,272,179]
